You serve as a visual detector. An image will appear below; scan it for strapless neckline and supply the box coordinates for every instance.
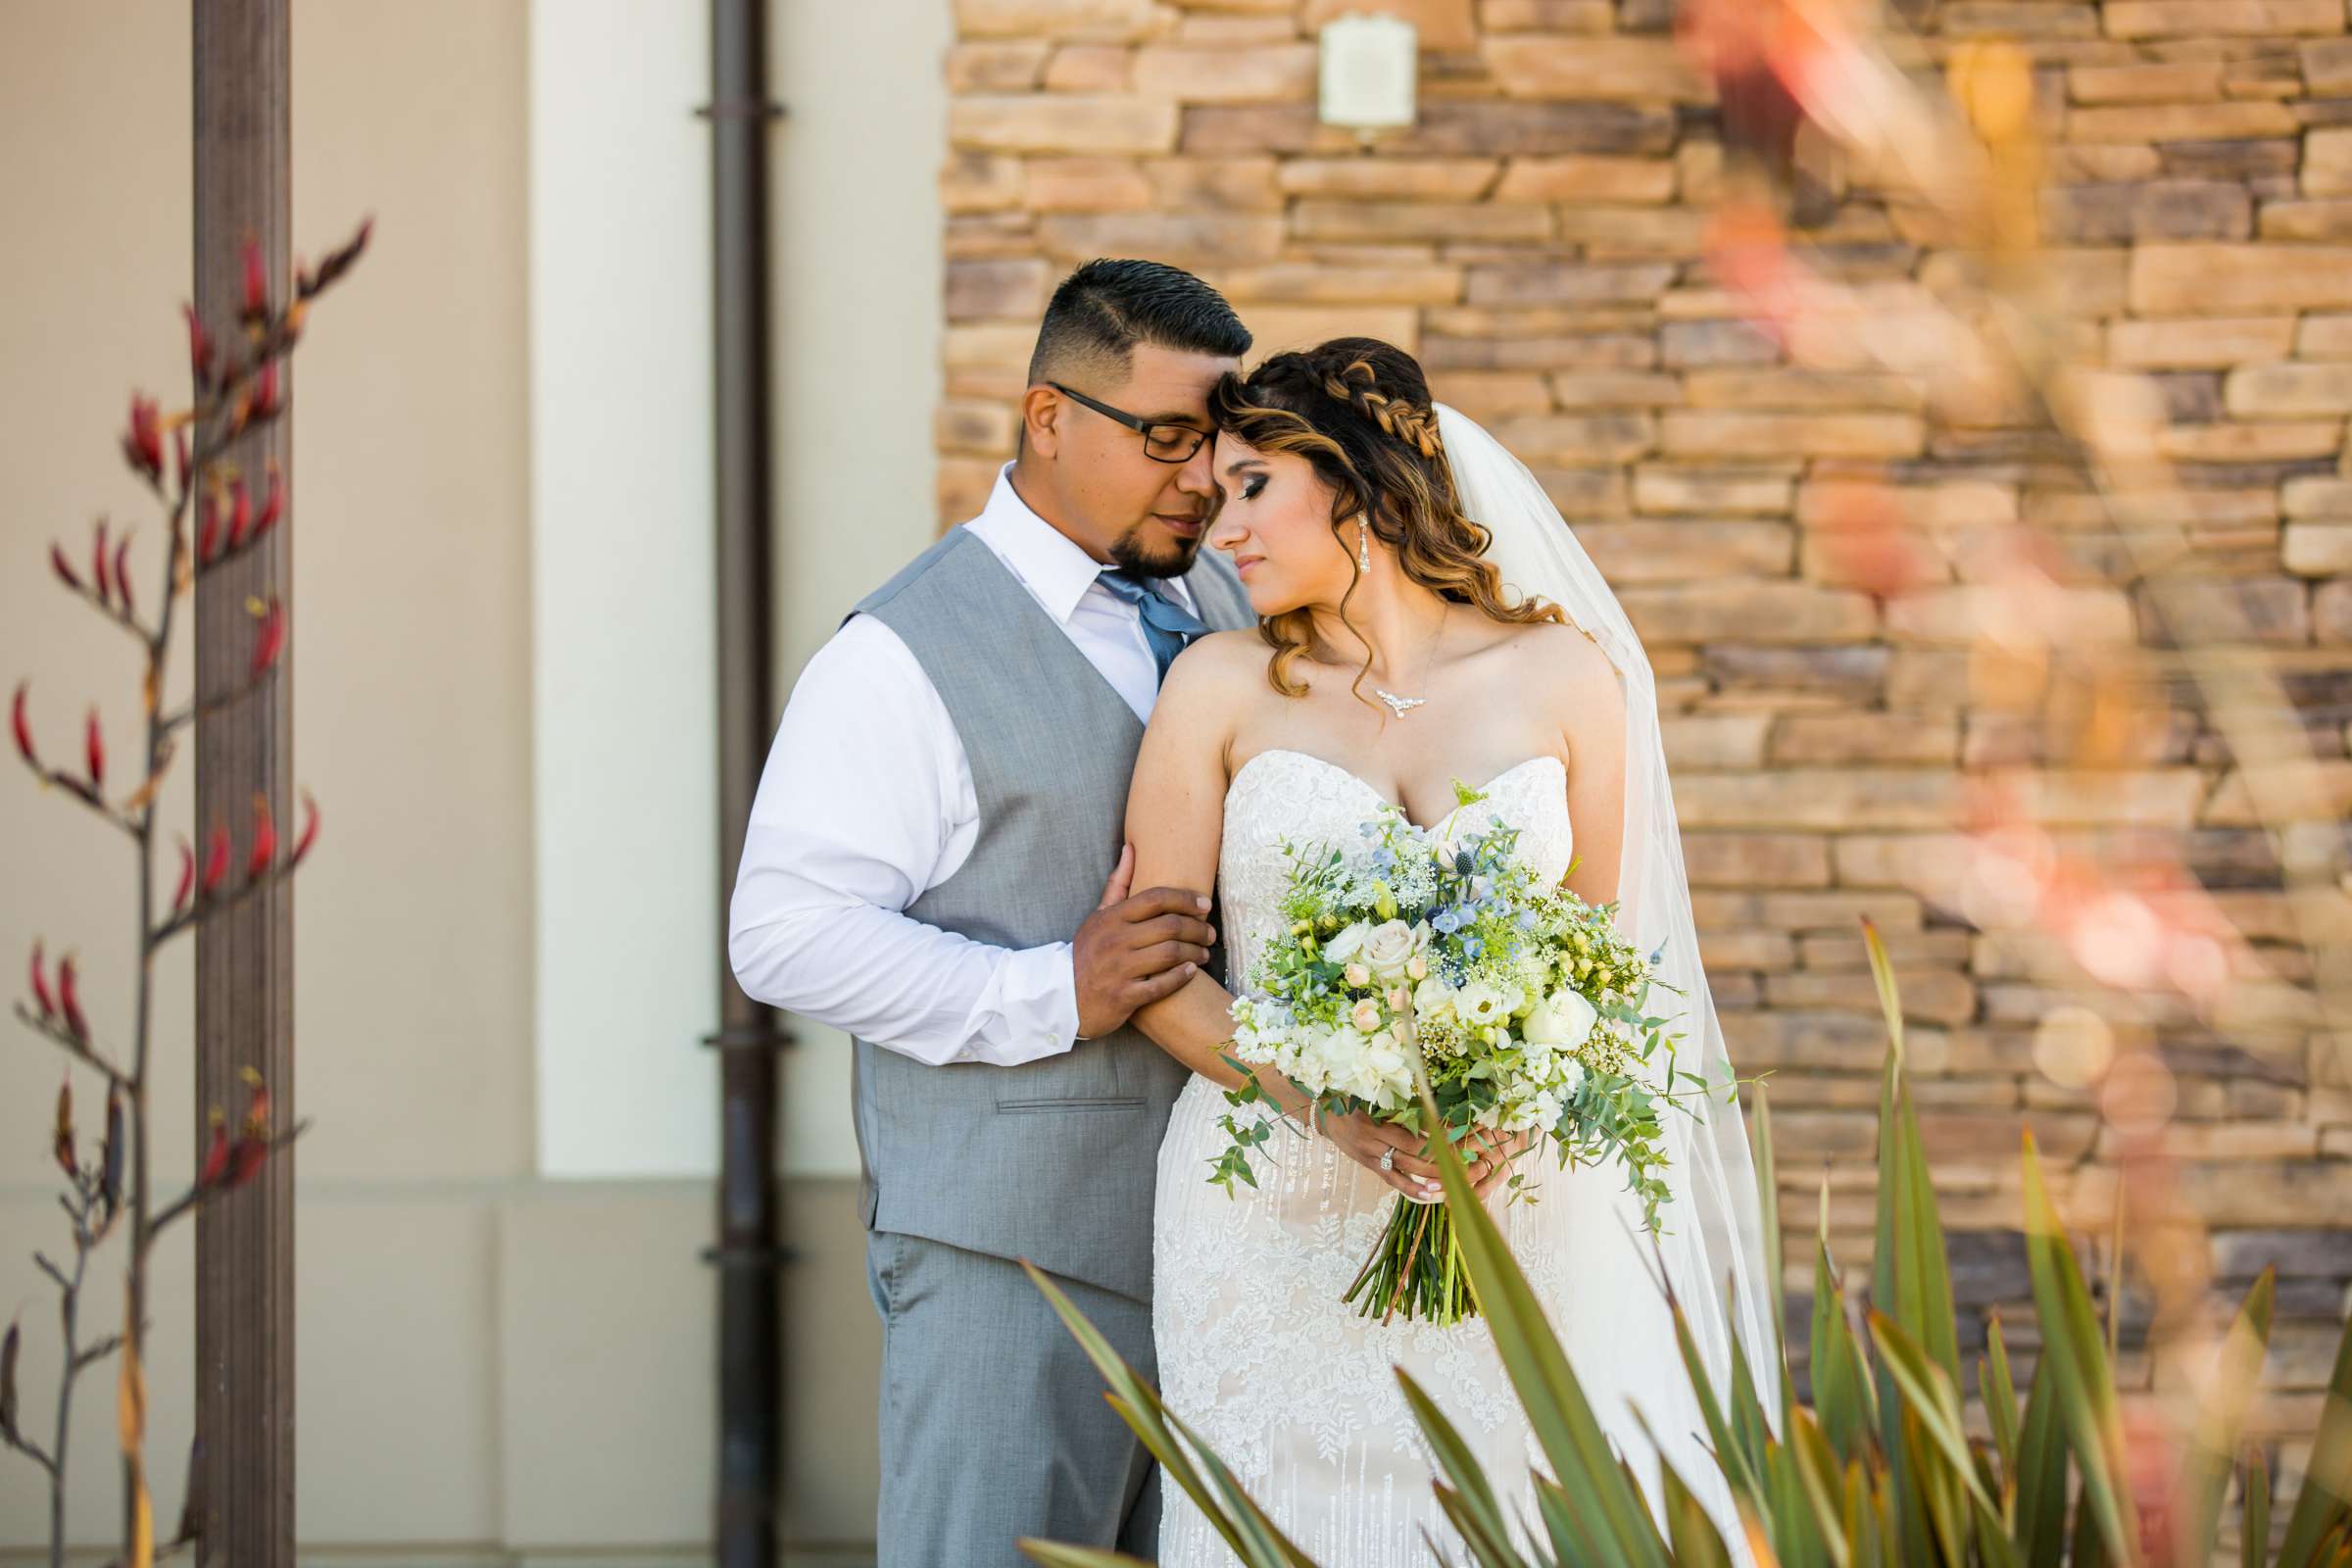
[1226,747,1564,835]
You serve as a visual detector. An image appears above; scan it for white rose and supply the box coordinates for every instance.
[1350,998,1383,1033]
[1404,953,1428,982]
[1412,975,1457,1026]
[1323,921,1376,966]
[1357,919,1426,984]
[1456,982,1510,1028]
[1343,962,1371,989]
[1521,989,1598,1049]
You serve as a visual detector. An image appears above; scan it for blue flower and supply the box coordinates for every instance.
[1432,906,1464,935]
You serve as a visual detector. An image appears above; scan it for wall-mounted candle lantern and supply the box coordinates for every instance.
[1317,13,1419,132]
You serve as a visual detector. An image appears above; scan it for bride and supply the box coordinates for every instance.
[1121,338,1774,1565]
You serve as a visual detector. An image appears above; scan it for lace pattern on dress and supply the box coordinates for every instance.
[1153,750,1592,1566]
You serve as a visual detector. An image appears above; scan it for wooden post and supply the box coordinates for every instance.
[190,2,296,1563]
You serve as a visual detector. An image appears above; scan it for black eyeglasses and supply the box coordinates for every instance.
[1049,381,1212,464]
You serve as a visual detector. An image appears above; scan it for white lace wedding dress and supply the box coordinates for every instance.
[1152,747,1728,1567]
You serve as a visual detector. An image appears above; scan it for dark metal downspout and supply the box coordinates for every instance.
[703,4,789,1566]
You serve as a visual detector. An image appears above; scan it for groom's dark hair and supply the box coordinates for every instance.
[1026,259,1252,389]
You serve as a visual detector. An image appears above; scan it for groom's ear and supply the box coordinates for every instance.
[1021,383,1063,461]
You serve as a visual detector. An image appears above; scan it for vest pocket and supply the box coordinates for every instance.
[992,1094,1147,1113]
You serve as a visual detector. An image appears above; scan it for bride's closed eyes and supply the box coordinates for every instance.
[1217,448,1270,506]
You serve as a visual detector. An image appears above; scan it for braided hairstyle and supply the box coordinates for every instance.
[1207,337,1566,703]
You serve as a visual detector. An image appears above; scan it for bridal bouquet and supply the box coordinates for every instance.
[1209,781,1688,1326]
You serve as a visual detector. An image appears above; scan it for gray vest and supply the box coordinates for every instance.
[848,525,1255,1301]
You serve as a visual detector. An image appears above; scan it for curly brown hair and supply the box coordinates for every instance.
[1207,337,1565,705]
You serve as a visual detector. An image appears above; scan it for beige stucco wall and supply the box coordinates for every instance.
[0,0,931,1557]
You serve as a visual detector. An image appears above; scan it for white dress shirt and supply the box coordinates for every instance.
[727,466,1200,1068]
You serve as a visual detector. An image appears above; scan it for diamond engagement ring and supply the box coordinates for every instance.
[1378,1148,1395,1172]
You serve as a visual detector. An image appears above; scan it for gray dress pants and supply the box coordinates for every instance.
[866,1229,1162,1566]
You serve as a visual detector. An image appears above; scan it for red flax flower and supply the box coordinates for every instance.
[1702,201,1813,350]
[196,490,221,566]
[240,236,269,325]
[115,532,136,618]
[230,1138,270,1189]
[201,824,231,898]
[1678,0,1811,182]
[251,599,286,679]
[53,1076,74,1178]
[300,216,373,301]
[292,791,320,865]
[183,302,215,390]
[57,955,87,1044]
[29,941,56,1020]
[122,395,164,484]
[246,794,276,881]
[229,1072,272,1188]
[227,479,252,553]
[1812,482,1935,599]
[172,837,195,914]
[84,708,104,790]
[0,1318,17,1446]
[92,519,113,608]
[248,361,281,422]
[254,464,284,535]
[101,1085,123,1217]
[12,683,36,769]
[199,1111,230,1188]
[50,542,84,594]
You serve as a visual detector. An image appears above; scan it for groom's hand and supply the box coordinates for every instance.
[1073,844,1216,1039]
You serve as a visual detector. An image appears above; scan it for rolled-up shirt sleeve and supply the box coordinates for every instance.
[726,613,1081,1066]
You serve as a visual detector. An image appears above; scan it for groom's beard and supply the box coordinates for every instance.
[1110,517,1206,581]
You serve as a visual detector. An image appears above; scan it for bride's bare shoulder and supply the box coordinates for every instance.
[1149,628,1269,731]
[1160,627,1268,696]
[1494,614,1609,671]
[1494,616,1625,724]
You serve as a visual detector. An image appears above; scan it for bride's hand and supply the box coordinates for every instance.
[1316,1109,1446,1202]
[1315,1112,1527,1203]
[1461,1127,1538,1199]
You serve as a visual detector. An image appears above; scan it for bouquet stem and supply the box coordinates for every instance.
[1342,1195,1478,1325]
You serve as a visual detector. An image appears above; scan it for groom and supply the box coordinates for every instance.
[727,259,1258,1565]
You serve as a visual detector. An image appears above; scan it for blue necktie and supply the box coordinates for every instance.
[1098,568,1210,684]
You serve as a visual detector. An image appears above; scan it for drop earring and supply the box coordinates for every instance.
[1357,521,1372,573]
